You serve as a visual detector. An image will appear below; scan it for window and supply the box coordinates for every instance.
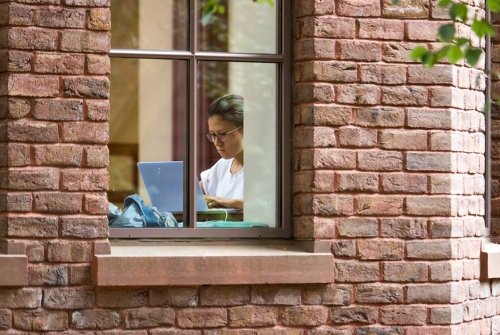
[108,0,291,238]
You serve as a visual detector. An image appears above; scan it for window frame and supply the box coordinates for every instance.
[109,0,292,238]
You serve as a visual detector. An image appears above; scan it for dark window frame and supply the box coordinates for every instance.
[109,0,292,238]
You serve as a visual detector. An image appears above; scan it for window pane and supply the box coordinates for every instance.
[111,0,188,50]
[198,0,278,54]
[109,58,187,228]
[197,61,278,228]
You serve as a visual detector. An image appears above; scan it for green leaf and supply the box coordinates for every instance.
[449,3,468,21]
[422,52,437,67]
[487,0,500,12]
[471,19,495,38]
[438,24,456,42]
[447,45,463,63]
[465,47,482,66]
[436,46,451,61]
[391,0,400,4]
[410,46,428,61]
[455,37,470,46]
[438,0,452,6]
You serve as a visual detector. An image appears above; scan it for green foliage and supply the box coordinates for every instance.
[201,0,274,26]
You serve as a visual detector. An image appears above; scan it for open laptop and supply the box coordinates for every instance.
[137,161,239,214]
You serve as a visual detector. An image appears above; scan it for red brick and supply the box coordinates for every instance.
[358,19,404,40]
[338,127,377,148]
[60,215,107,238]
[60,30,110,53]
[149,288,198,307]
[335,261,379,283]
[4,215,58,237]
[61,122,109,143]
[406,196,457,216]
[338,218,378,237]
[355,284,404,304]
[294,216,335,239]
[357,195,403,215]
[358,240,404,260]
[337,0,380,17]
[0,309,11,330]
[8,27,58,50]
[282,306,328,326]
[228,306,278,327]
[310,194,354,216]
[71,309,121,330]
[63,76,109,98]
[300,17,355,39]
[381,86,428,106]
[295,126,336,148]
[382,0,429,18]
[36,7,85,28]
[407,283,465,303]
[295,83,334,103]
[26,241,45,262]
[7,119,58,143]
[96,288,148,308]
[0,192,32,212]
[0,143,31,166]
[331,306,377,324]
[88,8,111,30]
[61,169,108,191]
[33,99,84,121]
[338,40,381,61]
[358,151,403,171]
[430,174,464,194]
[336,84,381,105]
[332,240,356,258]
[43,288,94,309]
[65,0,111,5]
[302,284,352,306]
[251,286,301,305]
[430,87,465,109]
[34,192,82,214]
[380,130,427,150]
[406,21,442,41]
[34,144,83,166]
[297,61,357,83]
[84,193,107,214]
[8,74,59,97]
[5,98,31,119]
[295,170,335,193]
[0,288,42,308]
[85,145,109,167]
[407,108,455,129]
[28,264,68,286]
[177,308,227,328]
[383,42,425,63]
[85,99,110,121]
[406,152,456,172]
[408,65,457,85]
[429,261,464,282]
[199,286,249,306]
[68,264,91,285]
[381,173,427,193]
[407,240,458,260]
[383,262,428,282]
[430,305,464,325]
[354,107,404,127]
[124,308,174,329]
[13,309,68,331]
[6,50,32,72]
[34,53,84,74]
[6,167,59,190]
[295,38,335,61]
[86,54,110,74]
[336,172,378,192]
[8,3,35,26]
[47,241,92,262]
[380,305,427,325]
[360,64,406,85]
[380,218,427,238]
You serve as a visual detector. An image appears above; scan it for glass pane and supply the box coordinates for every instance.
[111,0,189,50]
[109,58,187,228]
[198,0,278,54]
[197,61,278,228]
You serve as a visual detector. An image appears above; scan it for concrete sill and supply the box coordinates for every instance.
[93,241,334,286]
[481,242,500,279]
[0,255,28,286]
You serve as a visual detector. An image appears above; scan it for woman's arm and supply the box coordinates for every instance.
[205,196,243,210]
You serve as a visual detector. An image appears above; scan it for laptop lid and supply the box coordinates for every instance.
[137,161,208,213]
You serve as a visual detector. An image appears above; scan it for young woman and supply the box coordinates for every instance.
[200,94,244,210]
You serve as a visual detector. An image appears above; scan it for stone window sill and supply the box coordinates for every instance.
[93,240,334,286]
[481,242,500,279]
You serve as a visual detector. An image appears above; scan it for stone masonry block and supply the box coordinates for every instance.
[355,107,404,127]
[228,306,278,327]
[358,19,404,40]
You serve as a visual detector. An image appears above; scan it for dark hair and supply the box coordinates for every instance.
[207,94,244,128]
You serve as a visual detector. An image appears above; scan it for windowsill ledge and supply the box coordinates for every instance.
[481,241,500,279]
[0,255,28,286]
[93,241,334,286]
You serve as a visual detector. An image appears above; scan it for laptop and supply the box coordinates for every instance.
[137,161,239,214]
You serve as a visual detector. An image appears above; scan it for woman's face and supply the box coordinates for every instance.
[207,115,243,159]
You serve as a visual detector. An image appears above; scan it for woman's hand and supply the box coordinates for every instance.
[204,196,243,210]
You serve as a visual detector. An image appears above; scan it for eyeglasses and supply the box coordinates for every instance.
[206,127,242,143]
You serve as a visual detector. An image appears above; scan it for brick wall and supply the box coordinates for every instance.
[0,0,498,334]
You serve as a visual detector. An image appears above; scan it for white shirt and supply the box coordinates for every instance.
[200,158,244,199]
